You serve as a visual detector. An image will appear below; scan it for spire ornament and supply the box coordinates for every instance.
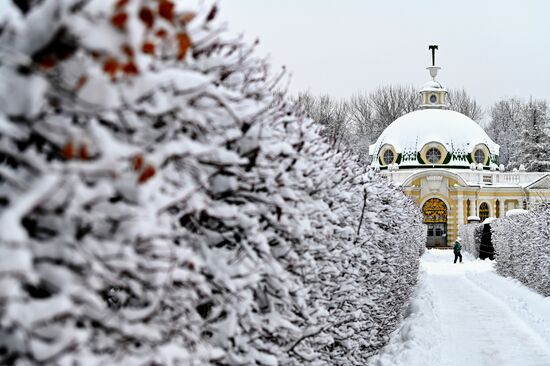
[429,45,438,66]
[420,45,448,109]
[427,44,440,80]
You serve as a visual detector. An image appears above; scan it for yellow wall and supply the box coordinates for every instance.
[406,183,549,247]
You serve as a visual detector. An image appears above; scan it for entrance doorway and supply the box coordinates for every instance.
[423,198,448,247]
[426,223,447,247]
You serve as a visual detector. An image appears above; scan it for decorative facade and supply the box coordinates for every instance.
[369,47,550,247]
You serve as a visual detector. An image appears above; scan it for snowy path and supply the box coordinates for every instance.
[369,250,550,366]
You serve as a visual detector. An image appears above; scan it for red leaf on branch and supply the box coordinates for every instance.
[111,12,128,30]
[138,165,156,183]
[103,58,119,77]
[139,6,155,28]
[122,61,139,75]
[133,154,144,171]
[121,44,134,58]
[142,41,155,55]
[63,142,74,160]
[180,11,196,24]
[176,33,191,60]
[155,28,167,38]
[37,55,56,70]
[158,0,174,21]
[78,145,90,160]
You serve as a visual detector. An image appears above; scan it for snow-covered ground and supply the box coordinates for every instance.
[369,249,550,366]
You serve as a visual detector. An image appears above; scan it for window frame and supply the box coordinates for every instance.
[426,147,442,164]
[474,148,486,164]
[383,149,395,165]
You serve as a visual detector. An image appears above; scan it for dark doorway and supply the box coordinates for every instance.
[427,223,447,247]
[423,198,448,247]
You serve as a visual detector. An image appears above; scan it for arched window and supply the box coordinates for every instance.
[495,200,500,218]
[383,149,394,165]
[479,202,490,222]
[474,149,485,164]
[422,198,447,223]
[426,147,442,164]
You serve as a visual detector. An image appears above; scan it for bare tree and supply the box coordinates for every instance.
[368,85,419,130]
[347,85,418,158]
[294,92,352,150]
[447,88,484,122]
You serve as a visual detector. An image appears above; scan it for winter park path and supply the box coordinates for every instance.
[369,250,550,366]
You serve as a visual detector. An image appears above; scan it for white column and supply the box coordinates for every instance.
[457,195,464,225]
[469,198,476,217]
[499,199,506,218]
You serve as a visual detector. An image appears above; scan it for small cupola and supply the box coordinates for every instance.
[420,45,448,109]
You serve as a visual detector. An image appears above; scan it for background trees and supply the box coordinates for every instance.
[298,86,550,172]
[485,98,524,167]
[447,88,484,122]
[485,98,550,170]
[296,86,484,163]
[509,99,550,171]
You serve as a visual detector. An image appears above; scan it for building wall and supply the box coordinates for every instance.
[402,175,550,247]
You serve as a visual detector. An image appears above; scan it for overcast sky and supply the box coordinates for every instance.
[219,0,550,108]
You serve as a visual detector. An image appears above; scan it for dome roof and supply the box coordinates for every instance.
[369,109,500,168]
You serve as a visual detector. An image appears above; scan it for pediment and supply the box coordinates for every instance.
[526,174,550,189]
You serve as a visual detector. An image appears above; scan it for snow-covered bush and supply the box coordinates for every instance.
[0,1,424,364]
[458,223,480,257]
[459,222,495,260]
[492,206,550,296]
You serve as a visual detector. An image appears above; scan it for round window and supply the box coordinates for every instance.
[474,149,485,164]
[430,94,437,103]
[383,149,394,165]
[426,147,442,164]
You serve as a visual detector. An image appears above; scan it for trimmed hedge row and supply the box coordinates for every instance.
[491,206,550,296]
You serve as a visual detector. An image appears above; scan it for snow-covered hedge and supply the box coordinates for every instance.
[492,206,550,296]
[458,224,479,258]
[459,222,495,259]
[0,1,424,364]
[458,223,480,257]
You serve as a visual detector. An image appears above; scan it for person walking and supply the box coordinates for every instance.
[453,238,463,264]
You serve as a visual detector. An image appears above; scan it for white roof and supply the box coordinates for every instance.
[506,209,529,217]
[420,80,447,92]
[483,217,498,224]
[369,109,500,166]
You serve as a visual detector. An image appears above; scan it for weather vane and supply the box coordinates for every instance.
[429,45,438,66]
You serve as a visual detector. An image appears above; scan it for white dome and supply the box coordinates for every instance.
[369,109,499,168]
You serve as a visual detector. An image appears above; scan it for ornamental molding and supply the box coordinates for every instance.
[425,175,444,192]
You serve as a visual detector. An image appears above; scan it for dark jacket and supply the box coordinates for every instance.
[453,242,462,254]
